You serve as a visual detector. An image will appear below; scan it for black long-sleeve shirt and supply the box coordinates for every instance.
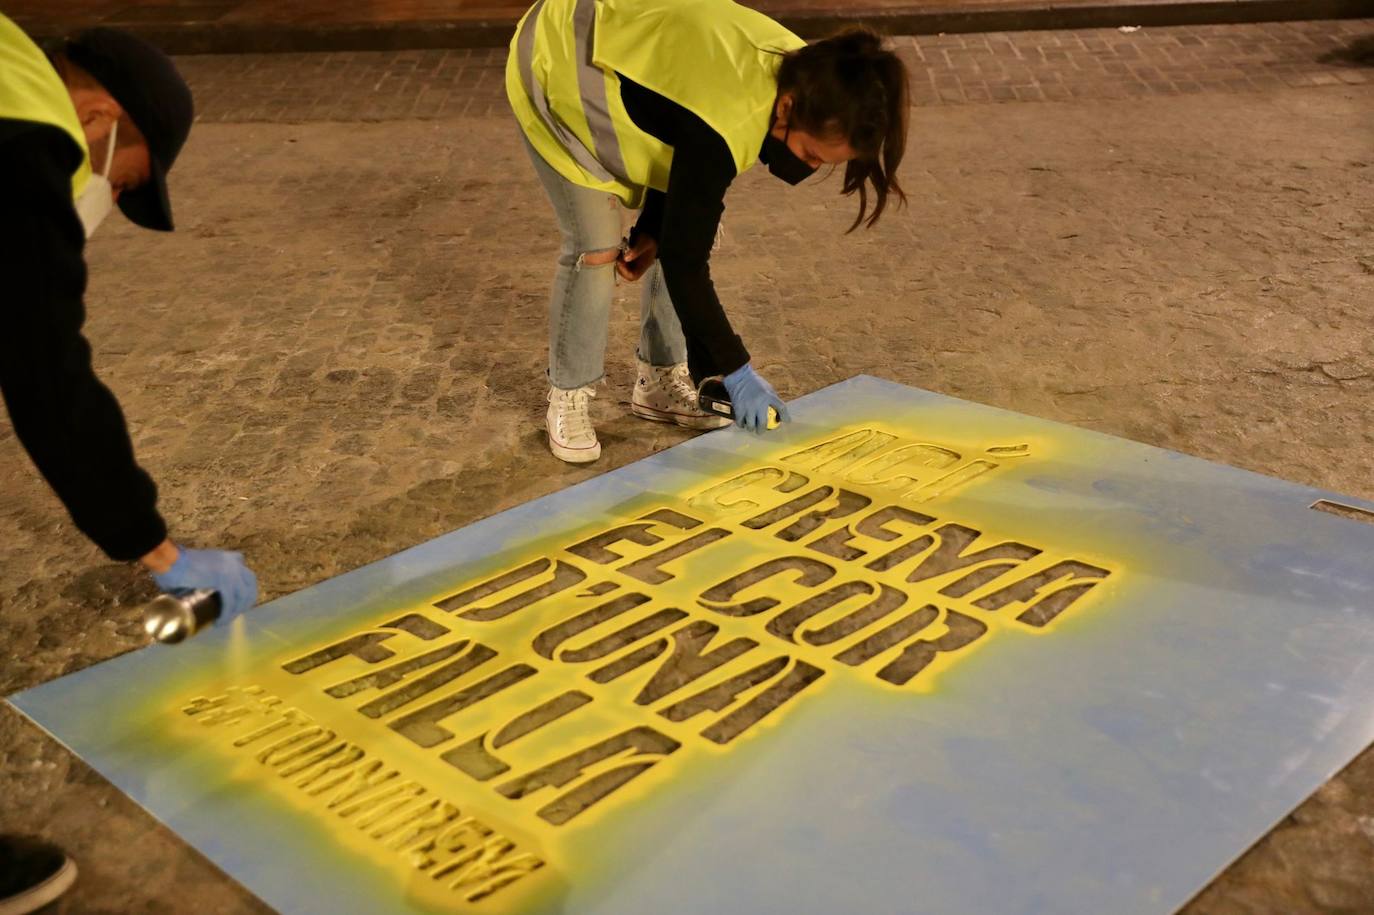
[0,119,167,561]
[620,77,754,382]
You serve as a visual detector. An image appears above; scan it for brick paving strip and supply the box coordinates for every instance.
[169,19,1373,123]
[8,0,1374,51]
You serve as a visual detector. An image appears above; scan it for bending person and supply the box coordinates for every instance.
[508,0,909,462]
[0,20,257,620]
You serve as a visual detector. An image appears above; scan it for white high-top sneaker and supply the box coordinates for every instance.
[631,360,731,430]
[547,384,601,463]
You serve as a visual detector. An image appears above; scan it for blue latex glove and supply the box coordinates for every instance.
[722,363,790,434]
[152,546,258,622]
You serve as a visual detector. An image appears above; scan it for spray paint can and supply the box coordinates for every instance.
[142,589,221,643]
[696,376,781,429]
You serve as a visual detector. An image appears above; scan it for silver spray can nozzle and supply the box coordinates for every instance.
[142,589,222,643]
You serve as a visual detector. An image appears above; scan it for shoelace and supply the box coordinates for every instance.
[555,387,596,439]
[663,365,699,409]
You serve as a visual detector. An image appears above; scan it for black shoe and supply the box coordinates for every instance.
[0,836,76,915]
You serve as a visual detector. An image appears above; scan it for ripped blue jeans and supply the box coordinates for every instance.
[522,137,687,390]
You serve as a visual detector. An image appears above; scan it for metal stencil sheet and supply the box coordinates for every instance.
[10,376,1374,914]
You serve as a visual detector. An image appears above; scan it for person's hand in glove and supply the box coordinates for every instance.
[723,363,790,434]
[149,545,258,621]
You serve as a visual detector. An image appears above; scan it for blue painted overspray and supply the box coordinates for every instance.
[9,376,1374,915]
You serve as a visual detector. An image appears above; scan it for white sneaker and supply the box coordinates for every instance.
[547,384,601,463]
[631,360,731,430]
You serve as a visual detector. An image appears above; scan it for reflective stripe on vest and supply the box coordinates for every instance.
[516,0,627,186]
[509,0,804,206]
[571,0,628,183]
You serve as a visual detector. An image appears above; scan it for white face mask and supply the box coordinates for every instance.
[74,120,118,240]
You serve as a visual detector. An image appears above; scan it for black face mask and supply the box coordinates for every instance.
[762,129,818,186]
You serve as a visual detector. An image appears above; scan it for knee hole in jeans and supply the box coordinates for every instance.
[575,247,620,271]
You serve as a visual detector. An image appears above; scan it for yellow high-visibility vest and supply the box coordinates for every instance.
[507,0,804,208]
[0,13,90,198]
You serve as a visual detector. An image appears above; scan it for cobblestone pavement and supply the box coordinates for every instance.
[2,18,1373,915]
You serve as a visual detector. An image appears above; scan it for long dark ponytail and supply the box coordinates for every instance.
[775,27,910,231]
